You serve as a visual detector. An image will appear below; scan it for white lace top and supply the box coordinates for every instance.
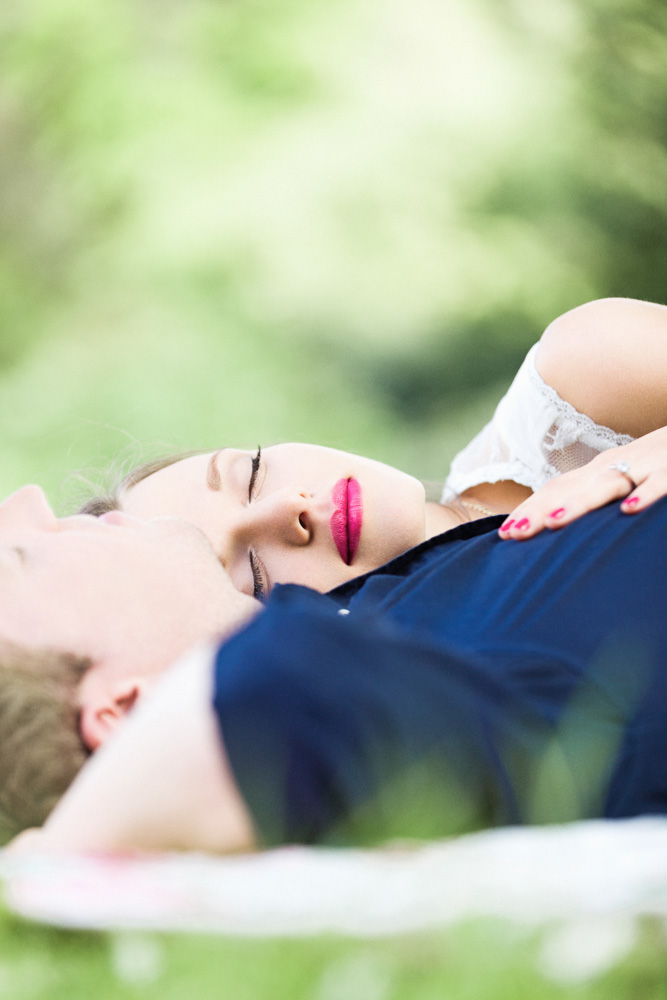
[442,344,634,502]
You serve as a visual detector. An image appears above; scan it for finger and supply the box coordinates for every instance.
[498,514,541,539]
[621,492,643,513]
[497,481,570,539]
[499,472,632,540]
[621,473,667,514]
[498,501,562,539]
[537,479,631,532]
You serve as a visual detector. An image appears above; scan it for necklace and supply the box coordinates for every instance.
[459,499,495,518]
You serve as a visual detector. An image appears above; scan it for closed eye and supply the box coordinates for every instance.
[249,550,269,600]
[248,447,267,599]
[248,446,262,502]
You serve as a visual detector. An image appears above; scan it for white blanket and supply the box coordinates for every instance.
[2,817,666,937]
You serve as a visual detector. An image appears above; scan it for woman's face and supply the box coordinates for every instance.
[120,443,427,595]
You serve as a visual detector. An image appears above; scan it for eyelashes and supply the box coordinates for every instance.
[248,446,262,502]
[249,550,268,601]
[248,446,266,599]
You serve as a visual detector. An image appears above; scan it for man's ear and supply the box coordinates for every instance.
[79,678,149,752]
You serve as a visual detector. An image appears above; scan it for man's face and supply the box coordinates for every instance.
[0,486,258,741]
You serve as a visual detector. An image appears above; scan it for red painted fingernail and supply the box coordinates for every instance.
[514,518,530,530]
[499,519,515,532]
[622,496,640,509]
[548,508,566,519]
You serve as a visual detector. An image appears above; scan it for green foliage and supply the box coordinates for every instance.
[1,0,665,501]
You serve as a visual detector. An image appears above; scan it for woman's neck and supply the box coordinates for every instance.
[424,495,505,540]
[424,501,466,538]
[424,480,532,540]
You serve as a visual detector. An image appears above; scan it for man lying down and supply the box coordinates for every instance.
[1,484,666,853]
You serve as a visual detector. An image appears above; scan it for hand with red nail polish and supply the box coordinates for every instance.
[497,423,667,542]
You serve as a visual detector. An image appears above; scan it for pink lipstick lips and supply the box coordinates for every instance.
[331,478,362,565]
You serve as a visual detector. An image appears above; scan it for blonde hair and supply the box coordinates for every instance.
[0,642,91,841]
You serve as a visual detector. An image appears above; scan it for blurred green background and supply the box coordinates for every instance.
[0,909,666,1000]
[2,1,667,992]
[1,0,666,508]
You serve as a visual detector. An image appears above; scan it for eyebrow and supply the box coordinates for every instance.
[206,450,223,492]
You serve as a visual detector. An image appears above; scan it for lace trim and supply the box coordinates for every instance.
[528,363,633,453]
[443,345,636,502]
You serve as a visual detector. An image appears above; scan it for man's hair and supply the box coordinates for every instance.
[0,642,91,841]
[78,451,204,516]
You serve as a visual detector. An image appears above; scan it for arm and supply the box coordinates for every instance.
[537,297,667,437]
[14,642,257,854]
[499,298,667,539]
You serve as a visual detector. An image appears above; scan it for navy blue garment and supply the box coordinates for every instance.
[212,499,667,846]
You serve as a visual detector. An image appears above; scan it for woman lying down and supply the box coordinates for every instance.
[5,296,667,853]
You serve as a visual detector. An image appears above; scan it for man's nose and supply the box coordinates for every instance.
[0,485,58,530]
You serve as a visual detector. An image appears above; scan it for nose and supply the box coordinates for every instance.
[222,489,312,560]
[0,485,58,531]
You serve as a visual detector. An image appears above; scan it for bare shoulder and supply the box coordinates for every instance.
[535,298,667,437]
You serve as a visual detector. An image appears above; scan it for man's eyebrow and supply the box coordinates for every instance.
[206,450,223,492]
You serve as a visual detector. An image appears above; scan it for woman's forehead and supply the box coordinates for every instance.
[120,452,212,508]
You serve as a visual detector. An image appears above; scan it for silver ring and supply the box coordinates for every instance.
[609,461,637,492]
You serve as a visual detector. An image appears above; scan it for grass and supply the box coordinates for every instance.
[0,904,665,999]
